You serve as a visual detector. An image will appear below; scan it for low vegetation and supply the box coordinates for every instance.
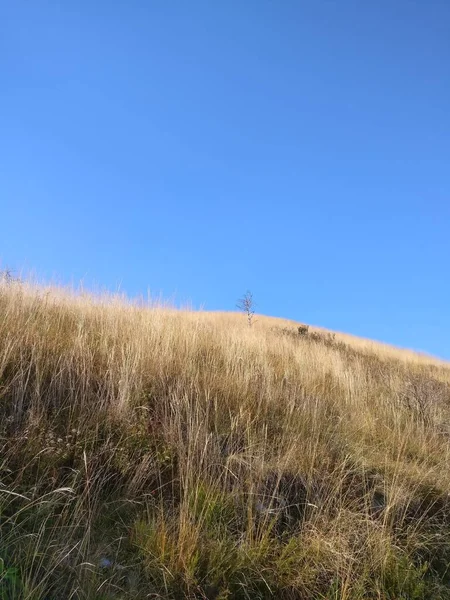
[1,280,450,598]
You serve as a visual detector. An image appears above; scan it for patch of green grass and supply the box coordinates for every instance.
[0,558,22,600]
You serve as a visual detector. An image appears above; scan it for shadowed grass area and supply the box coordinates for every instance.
[1,280,450,598]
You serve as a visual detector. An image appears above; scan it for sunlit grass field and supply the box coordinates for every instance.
[1,280,450,599]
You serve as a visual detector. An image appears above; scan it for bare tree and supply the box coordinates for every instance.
[237,290,255,327]
[0,269,15,284]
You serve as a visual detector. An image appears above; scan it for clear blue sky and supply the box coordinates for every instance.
[1,1,449,357]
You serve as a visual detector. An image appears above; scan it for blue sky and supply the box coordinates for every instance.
[1,1,449,357]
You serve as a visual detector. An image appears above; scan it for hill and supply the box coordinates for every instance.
[1,281,450,599]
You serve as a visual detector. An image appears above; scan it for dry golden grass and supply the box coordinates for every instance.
[1,280,450,599]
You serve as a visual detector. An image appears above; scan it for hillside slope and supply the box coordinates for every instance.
[1,282,450,599]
